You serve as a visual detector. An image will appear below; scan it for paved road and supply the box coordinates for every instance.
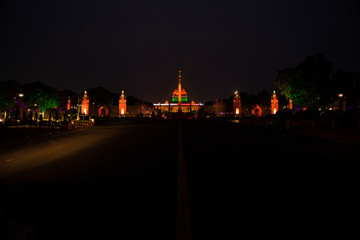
[1,119,359,239]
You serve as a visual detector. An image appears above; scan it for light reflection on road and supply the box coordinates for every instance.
[0,127,121,180]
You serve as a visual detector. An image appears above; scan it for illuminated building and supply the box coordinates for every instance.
[233,90,241,117]
[67,97,71,111]
[119,90,127,116]
[154,70,203,113]
[289,99,293,110]
[81,91,89,116]
[271,90,279,114]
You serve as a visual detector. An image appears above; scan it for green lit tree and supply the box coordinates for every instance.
[23,82,60,113]
[275,54,332,108]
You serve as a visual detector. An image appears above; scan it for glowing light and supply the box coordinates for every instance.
[236,108,239,115]
[18,93,24,97]
[271,91,278,115]
[81,91,90,116]
[338,93,343,98]
[119,90,127,116]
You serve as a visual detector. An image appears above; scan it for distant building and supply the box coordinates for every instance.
[77,90,130,118]
[153,70,203,114]
[270,90,279,115]
[81,91,89,116]
[233,90,241,117]
[67,97,71,111]
[119,90,126,117]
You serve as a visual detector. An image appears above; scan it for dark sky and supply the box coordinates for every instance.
[1,0,359,102]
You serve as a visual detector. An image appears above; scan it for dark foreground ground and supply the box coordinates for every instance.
[0,119,359,239]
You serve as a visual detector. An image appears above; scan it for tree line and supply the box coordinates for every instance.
[0,81,149,122]
[275,54,360,109]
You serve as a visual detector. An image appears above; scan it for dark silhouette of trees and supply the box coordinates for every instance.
[332,70,360,107]
[0,80,21,121]
[58,89,79,110]
[238,91,271,107]
[87,86,119,106]
[257,90,271,106]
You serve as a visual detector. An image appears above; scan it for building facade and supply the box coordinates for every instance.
[153,70,203,114]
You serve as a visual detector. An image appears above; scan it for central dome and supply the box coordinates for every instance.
[172,88,187,96]
[172,88,188,102]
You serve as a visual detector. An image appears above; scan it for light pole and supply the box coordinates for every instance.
[77,96,80,120]
[18,92,24,122]
[92,102,95,118]
[338,93,344,112]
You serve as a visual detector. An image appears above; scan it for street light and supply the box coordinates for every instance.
[338,93,344,112]
[18,92,24,121]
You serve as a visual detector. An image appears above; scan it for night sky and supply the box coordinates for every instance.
[1,0,359,102]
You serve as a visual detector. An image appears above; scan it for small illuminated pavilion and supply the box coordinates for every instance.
[154,70,203,113]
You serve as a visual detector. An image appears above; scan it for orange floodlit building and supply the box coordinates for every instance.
[233,90,241,117]
[271,90,279,114]
[119,90,127,116]
[289,99,293,110]
[67,97,71,111]
[154,70,203,113]
[81,91,90,116]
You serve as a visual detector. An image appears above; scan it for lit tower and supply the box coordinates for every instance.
[289,99,293,110]
[67,97,71,111]
[271,90,279,114]
[119,90,127,117]
[178,70,182,103]
[178,70,182,112]
[81,91,89,116]
[233,90,241,117]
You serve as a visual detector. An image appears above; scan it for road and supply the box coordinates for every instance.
[0,119,359,239]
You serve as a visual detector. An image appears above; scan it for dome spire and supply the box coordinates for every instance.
[178,70,182,103]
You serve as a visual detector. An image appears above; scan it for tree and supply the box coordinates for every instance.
[332,70,360,106]
[87,86,117,106]
[58,89,79,111]
[0,80,22,122]
[22,82,60,113]
[275,54,332,108]
[257,90,271,106]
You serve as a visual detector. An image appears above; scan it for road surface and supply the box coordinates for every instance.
[0,119,359,239]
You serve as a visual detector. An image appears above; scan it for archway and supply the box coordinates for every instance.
[98,106,109,118]
[251,105,262,117]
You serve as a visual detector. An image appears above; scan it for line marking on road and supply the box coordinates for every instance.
[176,120,192,240]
